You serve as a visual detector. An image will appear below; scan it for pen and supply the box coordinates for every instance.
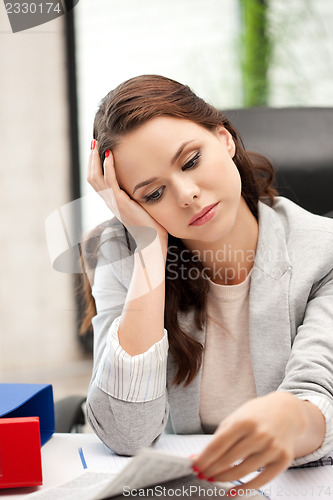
[289,456,333,469]
[78,447,87,469]
[231,480,271,499]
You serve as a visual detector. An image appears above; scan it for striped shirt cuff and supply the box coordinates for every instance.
[290,394,333,466]
[96,316,169,403]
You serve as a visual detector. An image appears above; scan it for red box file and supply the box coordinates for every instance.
[0,417,43,488]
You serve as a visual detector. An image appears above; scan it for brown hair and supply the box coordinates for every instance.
[80,74,277,385]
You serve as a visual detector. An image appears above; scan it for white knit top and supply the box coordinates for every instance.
[200,270,257,432]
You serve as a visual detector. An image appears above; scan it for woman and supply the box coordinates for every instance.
[84,74,333,493]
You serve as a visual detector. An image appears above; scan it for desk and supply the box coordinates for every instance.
[0,434,332,499]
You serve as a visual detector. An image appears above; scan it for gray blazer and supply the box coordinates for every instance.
[86,197,333,463]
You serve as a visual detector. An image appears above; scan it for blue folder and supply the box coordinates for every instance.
[0,383,55,446]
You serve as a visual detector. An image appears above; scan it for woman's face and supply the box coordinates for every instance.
[113,116,242,244]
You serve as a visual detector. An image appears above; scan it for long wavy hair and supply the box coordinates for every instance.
[80,74,277,386]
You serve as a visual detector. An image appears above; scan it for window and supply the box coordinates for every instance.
[73,0,333,231]
[73,0,242,231]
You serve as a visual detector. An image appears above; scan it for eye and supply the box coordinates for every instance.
[182,151,201,171]
[144,186,165,203]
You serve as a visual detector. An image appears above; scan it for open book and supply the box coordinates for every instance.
[29,447,265,499]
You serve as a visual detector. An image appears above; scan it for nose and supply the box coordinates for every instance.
[173,179,200,207]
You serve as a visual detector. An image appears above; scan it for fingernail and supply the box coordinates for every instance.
[192,464,200,473]
[91,139,96,150]
[105,149,110,158]
[226,489,237,497]
[208,477,215,482]
[197,472,206,480]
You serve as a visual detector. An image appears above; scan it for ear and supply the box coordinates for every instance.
[215,125,236,158]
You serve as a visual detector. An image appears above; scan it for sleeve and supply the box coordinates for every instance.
[291,395,333,466]
[85,228,170,455]
[277,269,333,465]
[95,316,168,402]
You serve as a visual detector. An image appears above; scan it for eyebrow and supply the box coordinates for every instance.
[171,140,195,165]
[132,140,195,196]
[132,177,158,195]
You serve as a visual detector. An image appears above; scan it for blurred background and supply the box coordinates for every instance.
[1,0,333,408]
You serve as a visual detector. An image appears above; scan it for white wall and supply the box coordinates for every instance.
[74,0,243,232]
[0,7,90,399]
[74,0,333,232]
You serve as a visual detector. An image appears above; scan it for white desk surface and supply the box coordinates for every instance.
[1,433,333,500]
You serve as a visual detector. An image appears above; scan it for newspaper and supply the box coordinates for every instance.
[28,447,264,499]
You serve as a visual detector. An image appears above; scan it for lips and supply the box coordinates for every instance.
[189,203,219,225]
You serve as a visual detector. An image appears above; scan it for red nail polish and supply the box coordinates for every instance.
[192,465,200,473]
[227,489,237,497]
[197,472,206,480]
[208,477,215,482]
[105,149,110,158]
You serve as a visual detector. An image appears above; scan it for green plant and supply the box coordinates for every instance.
[239,0,271,107]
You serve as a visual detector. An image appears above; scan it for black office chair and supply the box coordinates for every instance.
[54,395,87,433]
[225,107,333,217]
[54,107,333,433]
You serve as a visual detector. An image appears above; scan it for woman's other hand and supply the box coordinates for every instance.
[192,392,317,493]
[87,141,168,246]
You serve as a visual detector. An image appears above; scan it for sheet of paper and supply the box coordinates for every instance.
[27,449,204,499]
[81,432,214,473]
[98,448,193,497]
[155,433,214,455]
[28,448,263,500]
[30,433,333,500]
[27,472,116,500]
[239,460,333,500]
[265,466,333,500]
[80,439,132,473]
